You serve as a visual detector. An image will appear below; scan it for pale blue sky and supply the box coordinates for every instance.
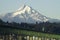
[0,0,60,19]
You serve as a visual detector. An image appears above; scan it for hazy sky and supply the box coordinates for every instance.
[0,0,60,19]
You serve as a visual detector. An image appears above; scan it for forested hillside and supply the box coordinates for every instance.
[0,19,60,34]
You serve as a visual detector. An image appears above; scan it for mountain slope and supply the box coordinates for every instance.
[1,5,60,23]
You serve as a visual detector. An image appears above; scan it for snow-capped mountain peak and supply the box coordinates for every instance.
[1,5,60,23]
[12,5,31,17]
[18,5,31,12]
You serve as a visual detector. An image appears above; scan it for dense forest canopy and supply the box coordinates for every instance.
[0,19,60,34]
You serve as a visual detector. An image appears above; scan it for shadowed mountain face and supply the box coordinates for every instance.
[1,5,60,23]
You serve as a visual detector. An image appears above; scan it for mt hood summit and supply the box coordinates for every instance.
[1,5,60,23]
